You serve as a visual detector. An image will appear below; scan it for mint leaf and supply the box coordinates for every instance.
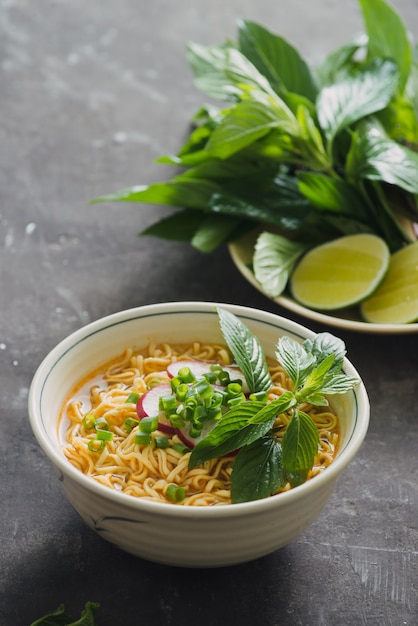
[302,332,347,372]
[253,231,310,298]
[230,436,284,503]
[217,307,272,393]
[297,172,370,221]
[282,410,320,487]
[275,336,315,390]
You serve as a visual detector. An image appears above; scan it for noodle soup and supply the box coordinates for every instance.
[61,340,340,506]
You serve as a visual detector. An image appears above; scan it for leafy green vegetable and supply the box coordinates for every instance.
[92,0,418,307]
[30,602,100,626]
[188,309,359,503]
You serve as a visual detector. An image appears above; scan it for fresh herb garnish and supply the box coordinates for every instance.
[92,0,418,306]
[188,308,359,503]
[30,602,100,626]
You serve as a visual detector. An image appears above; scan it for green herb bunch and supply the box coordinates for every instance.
[94,0,418,299]
[189,308,359,503]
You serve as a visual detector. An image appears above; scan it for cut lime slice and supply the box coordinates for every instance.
[361,241,418,324]
[290,234,390,311]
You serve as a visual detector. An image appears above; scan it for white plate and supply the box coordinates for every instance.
[229,230,418,335]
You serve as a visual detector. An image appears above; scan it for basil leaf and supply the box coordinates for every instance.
[359,0,412,92]
[238,20,318,102]
[91,177,219,210]
[296,354,336,404]
[231,436,284,503]
[317,58,399,143]
[206,98,294,159]
[315,34,367,87]
[188,394,296,468]
[320,373,361,395]
[217,307,272,393]
[297,172,370,221]
[282,410,320,488]
[275,336,315,390]
[191,214,242,252]
[186,43,275,101]
[141,209,206,242]
[253,231,310,298]
[346,120,418,194]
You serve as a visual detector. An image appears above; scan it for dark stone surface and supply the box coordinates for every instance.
[1,1,417,624]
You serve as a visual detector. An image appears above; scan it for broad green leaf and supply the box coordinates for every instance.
[91,177,220,210]
[359,0,412,92]
[186,42,276,101]
[189,395,295,467]
[377,94,418,145]
[295,105,330,170]
[315,34,367,87]
[297,172,370,220]
[238,20,318,102]
[282,410,320,487]
[30,602,100,626]
[191,214,241,252]
[217,307,272,392]
[296,354,336,404]
[346,121,418,194]
[275,336,315,390]
[231,436,284,503]
[317,58,399,143]
[253,231,310,298]
[206,98,294,159]
[320,373,360,395]
[303,332,347,371]
[141,209,206,242]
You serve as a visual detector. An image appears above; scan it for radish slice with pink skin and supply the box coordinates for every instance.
[136,383,176,434]
[166,359,248,392]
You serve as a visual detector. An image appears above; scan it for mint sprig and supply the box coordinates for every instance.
[189,309,359,503]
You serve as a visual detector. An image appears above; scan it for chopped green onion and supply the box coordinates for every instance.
[155,435,170,449]
[148,377,162,388]
[189,424,202,438]
[227,395,246,408]
[94,416,109,430]
[135,433,152,445]
[166,483,186,503]
[139,416,159,433]
[174,383,189,402]
[88,439,106,453]
[82,413,95,430]
[125,392,140,404]
[97,429,113,441]
[218,371,231,386]
[193,378,211,397]
[159,395,177,414]
[226,382,243,397]
[172,443,190,455]
[177,366,195,383]
[169,413,186,428]
[124,417,140,431]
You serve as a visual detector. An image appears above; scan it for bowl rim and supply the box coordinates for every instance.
[28,301,370,519]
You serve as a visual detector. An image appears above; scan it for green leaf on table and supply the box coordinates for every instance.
[30,602,100,626]
[217,307,272,393]
[231,435,284,503]
[359,0,412,92]
[253,231,310,298]
[282,410,320,487]
[238,20,318,102]
[317,58,399,144]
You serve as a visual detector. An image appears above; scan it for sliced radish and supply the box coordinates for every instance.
[136,384,176,434]
[176,418,218,448]
[166,359,248,391]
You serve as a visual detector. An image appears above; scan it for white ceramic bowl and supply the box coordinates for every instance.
[28,302,369,568]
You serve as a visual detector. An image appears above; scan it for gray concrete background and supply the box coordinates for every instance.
[1,1,417,624]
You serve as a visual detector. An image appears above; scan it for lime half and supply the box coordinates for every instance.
[290,234,390,311]
[361,241,418,324]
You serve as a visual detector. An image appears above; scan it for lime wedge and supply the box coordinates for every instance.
[290,234,390,311]
[361,241,418,324]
